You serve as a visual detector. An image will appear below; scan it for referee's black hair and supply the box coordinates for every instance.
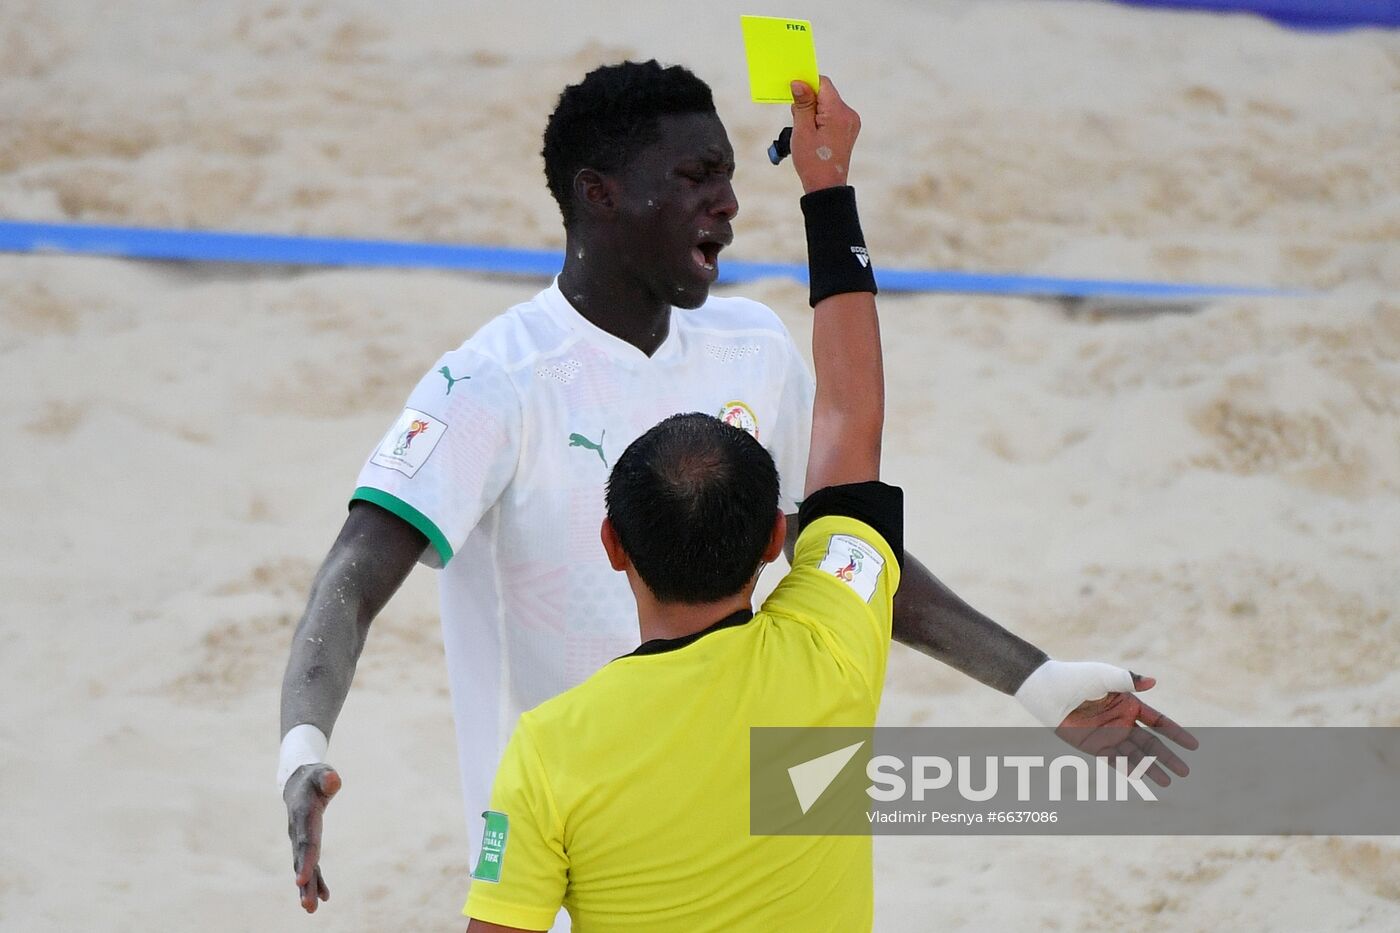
[607,413,780,605]
[542,60,716,228]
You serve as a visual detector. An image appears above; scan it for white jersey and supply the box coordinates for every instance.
[351,280,814,861]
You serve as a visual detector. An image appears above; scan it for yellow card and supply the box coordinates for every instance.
[740,14,819,104]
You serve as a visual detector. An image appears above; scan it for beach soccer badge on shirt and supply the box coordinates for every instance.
[819,534,885,603]
[470,811,510,884]
[371,408,447,478]
[717,400,759,439]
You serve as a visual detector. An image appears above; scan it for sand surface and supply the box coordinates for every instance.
[1,1,1398,930]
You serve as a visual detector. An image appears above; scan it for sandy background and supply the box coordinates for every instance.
[2,0,1398,929]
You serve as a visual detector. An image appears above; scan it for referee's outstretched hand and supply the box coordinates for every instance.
[284,763,341,913]
[788,75,861,194]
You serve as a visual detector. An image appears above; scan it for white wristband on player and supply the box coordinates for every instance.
[1014,660,1135,727]
[277,723,329,792]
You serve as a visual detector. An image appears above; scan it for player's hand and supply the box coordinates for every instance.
[284,763,341,913]
[1055,673,1200,787]
[788,75,860,194]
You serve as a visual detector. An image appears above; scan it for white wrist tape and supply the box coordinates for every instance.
[277,723,329,792]
[1014,660,1135,727]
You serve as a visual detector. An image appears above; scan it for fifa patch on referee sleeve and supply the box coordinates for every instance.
[371,408,446,478]
[470,811,509,883]
[818,534,885,603]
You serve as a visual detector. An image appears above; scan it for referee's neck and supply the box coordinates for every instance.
[635,586,758,644]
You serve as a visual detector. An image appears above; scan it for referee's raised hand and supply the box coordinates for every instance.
[788,75,861,194]
[790,75,882,495]
[284,763,341,912]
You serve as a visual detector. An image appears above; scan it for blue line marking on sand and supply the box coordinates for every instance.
[0,219,1298,300]
[1114,1,1400,31]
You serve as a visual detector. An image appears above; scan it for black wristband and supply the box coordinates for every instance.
[801,185,878,308]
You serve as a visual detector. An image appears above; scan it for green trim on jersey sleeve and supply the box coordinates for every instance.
[350,486,453,566]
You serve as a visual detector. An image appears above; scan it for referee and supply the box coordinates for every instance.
[465,75,896,933]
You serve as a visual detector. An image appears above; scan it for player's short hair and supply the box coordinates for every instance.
[607,413,780,604]
[542,59,716,227]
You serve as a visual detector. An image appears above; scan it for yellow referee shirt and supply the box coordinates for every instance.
[464,483,902,932]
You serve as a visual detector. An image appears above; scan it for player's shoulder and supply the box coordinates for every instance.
[682,293,794,342]
[449,288,576,374]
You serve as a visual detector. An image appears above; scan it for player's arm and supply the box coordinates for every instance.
[279,501,426,912]
[788,77,881,494]
[881,546,1195,780]
[781,516,1044,687]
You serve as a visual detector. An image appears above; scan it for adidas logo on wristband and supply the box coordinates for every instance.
[802,186,878,306]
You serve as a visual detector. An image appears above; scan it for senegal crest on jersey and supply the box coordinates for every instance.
[717,400,759,439]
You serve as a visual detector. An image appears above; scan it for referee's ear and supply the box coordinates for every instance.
[600,517,630,572]
[762,510,787,564]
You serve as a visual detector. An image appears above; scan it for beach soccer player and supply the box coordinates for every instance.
[462,73,895,931]
[279,59,1195,917]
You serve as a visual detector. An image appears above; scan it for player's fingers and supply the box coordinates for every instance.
[1117,737,1172,787]
[316,866,331,903]
[290,818,305,880]
[1143,759,1173,787]
[1137,702,1200,751]
[1133,727,1189,778]
[300,877,319,913]
[294,802,322,886]
[317,767,341,799]
[1130,672,1156,692]
[294,836,320,887]
[295,860,319,912]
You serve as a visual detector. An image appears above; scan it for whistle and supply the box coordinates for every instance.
[767,127,793,165]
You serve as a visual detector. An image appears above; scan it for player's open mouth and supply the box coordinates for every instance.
[692,237,729,277]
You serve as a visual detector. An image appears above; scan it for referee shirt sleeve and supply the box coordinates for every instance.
[762,482,903,699]
[463,719,567,930]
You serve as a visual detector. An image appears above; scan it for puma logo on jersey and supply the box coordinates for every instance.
[439,366,471,394]
[850,246,870,268]
[568,430,608,468]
